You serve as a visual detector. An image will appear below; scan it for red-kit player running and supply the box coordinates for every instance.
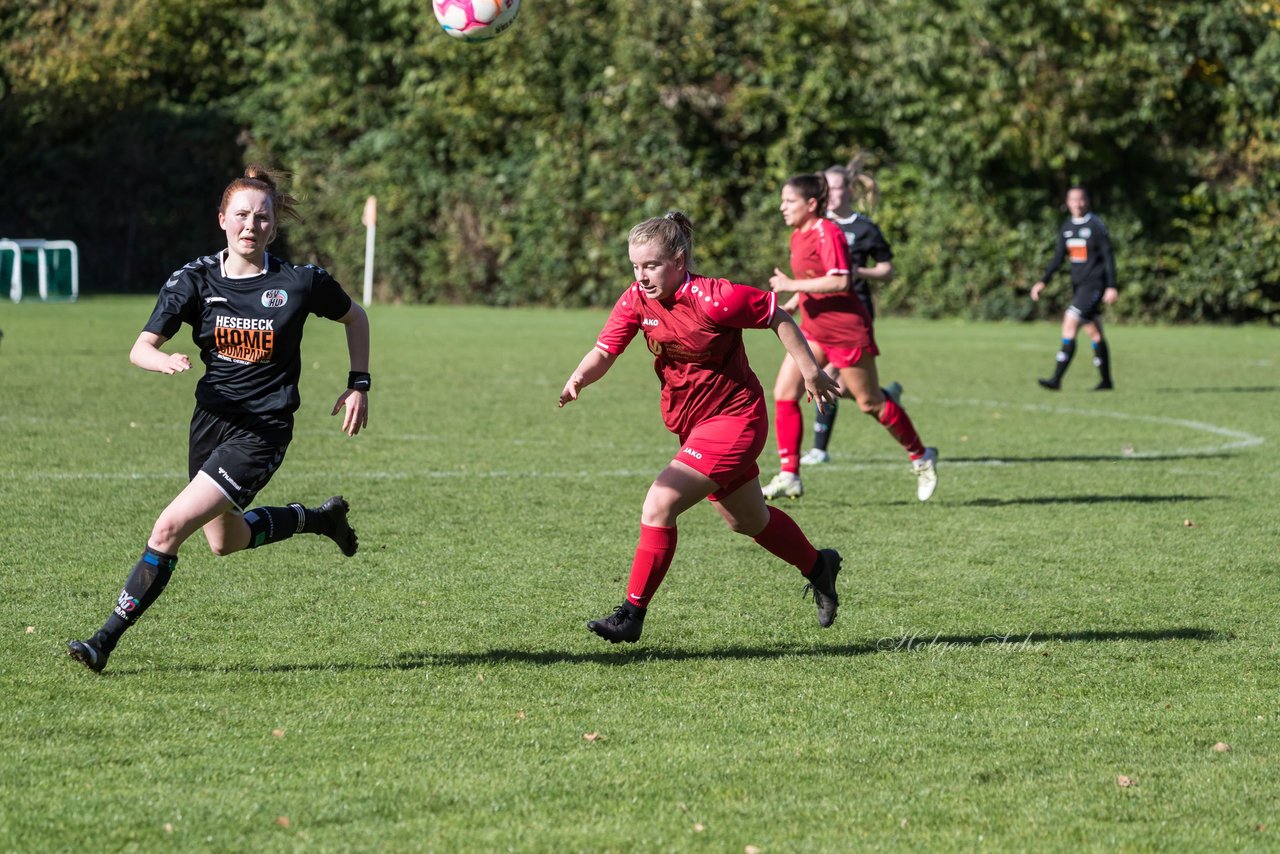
[762,173,938,502]
[559,211,842,644]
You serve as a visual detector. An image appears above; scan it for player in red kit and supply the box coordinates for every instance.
[559,211,842,644]
[762,173,938,502]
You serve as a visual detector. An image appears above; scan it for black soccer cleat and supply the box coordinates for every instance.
[1037,378,1061,391]
[803,549,842,629]
[67,639,109,673]
[587,602,645,644]
[314,496,358,557]
[1093,381,1114,391]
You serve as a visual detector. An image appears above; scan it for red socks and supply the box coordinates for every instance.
[775,399,802,474]
[877,398,926,459]
[752,506,819,575]
[626,524,677,607]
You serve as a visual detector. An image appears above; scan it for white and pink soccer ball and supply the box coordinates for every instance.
[432,0,521,41]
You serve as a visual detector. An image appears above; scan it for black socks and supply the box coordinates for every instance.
[93,547,178,653]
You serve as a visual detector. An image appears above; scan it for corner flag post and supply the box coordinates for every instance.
[361,196,377,307]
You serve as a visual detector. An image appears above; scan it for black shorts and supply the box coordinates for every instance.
[853,280,875,321]
[1068,286,1106,322]
[188,407,292,510]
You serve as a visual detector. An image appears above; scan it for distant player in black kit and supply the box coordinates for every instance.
[1030,186,1118,390]
[67,165,372,673]
[795,165,900,466]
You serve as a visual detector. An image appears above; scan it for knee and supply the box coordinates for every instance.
[640,499,678,529]
[206,537,237,557]
[149,515,186,553]
[857,395,883,416]
[725,513,765,537]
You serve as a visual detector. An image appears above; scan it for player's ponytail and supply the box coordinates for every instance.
[219,164,302,237]
[629,210,695,270]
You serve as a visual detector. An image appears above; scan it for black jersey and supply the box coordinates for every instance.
[144,251,353,416]
[828,212,893,315]
[1042,213,1116,290]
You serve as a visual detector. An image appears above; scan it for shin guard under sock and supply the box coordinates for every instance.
[1051,338,1076,383]
[626,524,677,607]
[244,504,307,549]
[94,547,178,653]
[876,398,926,458]
[1093,339,1112,386]
[752,506,819,575]
[812,399,838,452]
[776,400,802,474]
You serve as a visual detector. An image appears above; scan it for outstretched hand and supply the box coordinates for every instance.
[160,353,192,375]
[558,376,583,408]
[805,370,840,412]
[332,389,368,436]
[768,268,796,293]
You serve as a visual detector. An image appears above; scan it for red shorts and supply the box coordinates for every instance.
[808,338,880,370]
[674,401,768,501]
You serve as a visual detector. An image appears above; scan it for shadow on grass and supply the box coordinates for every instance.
[111,626,1228,675]
[960,494,1222,507]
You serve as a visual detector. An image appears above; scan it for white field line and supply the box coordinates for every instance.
[6,398,1265,482]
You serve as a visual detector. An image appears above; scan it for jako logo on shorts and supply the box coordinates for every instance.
[261,289,288,308]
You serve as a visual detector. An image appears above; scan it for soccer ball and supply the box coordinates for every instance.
[433,0,521,41]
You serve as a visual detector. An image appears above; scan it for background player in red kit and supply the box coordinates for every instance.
[763,173,938,502]
[67,166,371,673]
[799,164,901,466]
[1030,185,1118,390]
[559,211,842,644]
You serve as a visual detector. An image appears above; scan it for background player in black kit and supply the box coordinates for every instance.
[795,165,901,465]
[1030,186,1118,390]
[67,165,372,673]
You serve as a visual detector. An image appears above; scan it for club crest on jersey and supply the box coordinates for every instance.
[261,289,288,308]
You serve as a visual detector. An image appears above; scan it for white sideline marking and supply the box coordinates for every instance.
[9,398,1265,482]
[931,397,1265,457]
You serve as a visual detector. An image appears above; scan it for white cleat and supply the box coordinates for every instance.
[799,448,830,465]
[912,447,938,502]
[762,471,803,500]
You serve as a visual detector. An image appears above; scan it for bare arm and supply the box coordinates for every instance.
[769,268,849,295]
[856,260,893,283]
[330,302,370,436]
[130,331,191,375]
[770,309,838,408]
[559,347,615,408]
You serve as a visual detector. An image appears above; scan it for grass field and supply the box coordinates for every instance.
[1,297,1277,851]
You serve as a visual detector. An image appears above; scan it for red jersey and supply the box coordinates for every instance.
[596,274,777,435]
[791,218,874,349]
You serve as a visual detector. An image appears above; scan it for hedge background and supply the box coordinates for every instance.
[2,0,1277,321]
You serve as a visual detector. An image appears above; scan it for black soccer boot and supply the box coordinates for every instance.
[587,602,646,644]
[804,549,843,628]
[67,638,109,673]
[310,496,358,557]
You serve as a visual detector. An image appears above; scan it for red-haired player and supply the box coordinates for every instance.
[560,211,842,644]
[762,173,938,502]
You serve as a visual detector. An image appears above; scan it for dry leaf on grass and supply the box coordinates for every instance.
[516,709,526,721]
[1116,775,1134,788]
[1213,741,1231,752]
[25,626,35,634]
[271,728,285,738]
[1183,519,1196,527]
[275,816,291,828]
[163,823,173,834]
[583,732,604,742]
[693,823,705,832]
[745,846,761,854]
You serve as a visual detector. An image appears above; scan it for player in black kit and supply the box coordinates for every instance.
[1030,186,1118,390]
[796,166,900,465]
[67,165,372,673]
